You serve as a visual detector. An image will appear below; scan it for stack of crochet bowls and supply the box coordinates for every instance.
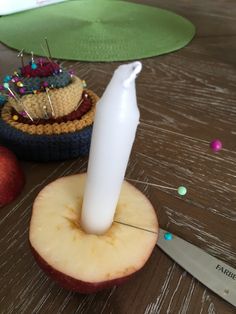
[0,59,98,161]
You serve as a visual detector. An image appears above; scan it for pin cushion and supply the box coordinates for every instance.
[8,76,83,119]
[0,59,98,161]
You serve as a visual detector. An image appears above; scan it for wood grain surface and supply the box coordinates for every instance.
[0,0,236,313]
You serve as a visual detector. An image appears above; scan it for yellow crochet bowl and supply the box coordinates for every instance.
[1,90,97,135]
[8,76,83,119]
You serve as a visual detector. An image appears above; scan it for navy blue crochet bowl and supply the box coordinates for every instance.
[0,89,97,162]
[0,119,92,162]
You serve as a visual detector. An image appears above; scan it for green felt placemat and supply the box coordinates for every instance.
[0,0,195,61]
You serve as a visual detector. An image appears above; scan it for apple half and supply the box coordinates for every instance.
[29,173,158,293]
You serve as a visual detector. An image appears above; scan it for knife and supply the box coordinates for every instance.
[157,229,236,307]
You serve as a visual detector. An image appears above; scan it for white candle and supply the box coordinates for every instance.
[81,61,142,234]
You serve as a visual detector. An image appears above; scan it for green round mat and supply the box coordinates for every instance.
[0,0,195,62]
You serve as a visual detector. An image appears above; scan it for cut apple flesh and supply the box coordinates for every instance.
[29,173,158,293]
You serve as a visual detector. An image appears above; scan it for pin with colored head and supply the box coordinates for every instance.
[6,87,33,121]
[164,232,173,241]
[31,51,37,70]
[177,186,187,196]
[126,178,187,197]
[210,139,222,152]
[4,75,12,83]
[12,114,19,121]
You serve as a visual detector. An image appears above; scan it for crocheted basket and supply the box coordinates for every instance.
[8,76,83,119]
[0,89,98,162]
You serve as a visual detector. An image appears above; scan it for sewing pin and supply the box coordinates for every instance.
[17,49,25,68]
[125,178,187,196]
[45,37,52,59]
[43,105,49,119]
[74,98,84,112]
[7,87,33,121]
[45,88,55,117]
[31,51,37,69]
[114,220,157,234]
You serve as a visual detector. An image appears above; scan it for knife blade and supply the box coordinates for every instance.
[157,229,236,307]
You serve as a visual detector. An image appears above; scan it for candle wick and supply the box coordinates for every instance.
[123,61,142,88]
[114,220,158,234]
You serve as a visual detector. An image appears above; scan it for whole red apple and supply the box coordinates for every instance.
[0,146,25,207]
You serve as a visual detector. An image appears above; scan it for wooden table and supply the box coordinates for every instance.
[0,0,235,313]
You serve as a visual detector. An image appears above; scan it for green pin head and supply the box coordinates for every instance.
[178,186,187,196]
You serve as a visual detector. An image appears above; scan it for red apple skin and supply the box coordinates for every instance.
[31,245,137,293]
[0,146,25,207]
